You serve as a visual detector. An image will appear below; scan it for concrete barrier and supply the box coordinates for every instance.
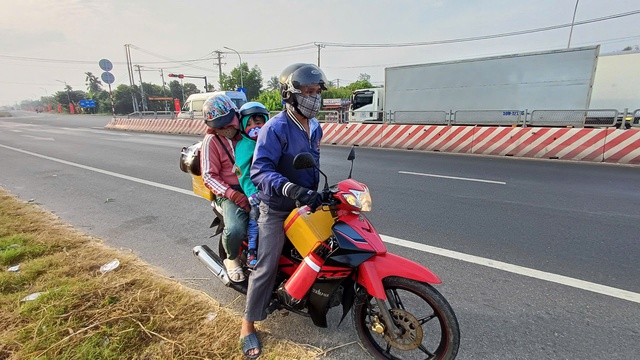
[106,118,208,135]
[105,118,640,165]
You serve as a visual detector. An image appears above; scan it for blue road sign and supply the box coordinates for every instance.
[101,72,115,84]
[79,99,96,108]
[237,87,246,93]
[99,59,113,72]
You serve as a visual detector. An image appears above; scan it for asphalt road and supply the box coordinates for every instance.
[1,111,639,359]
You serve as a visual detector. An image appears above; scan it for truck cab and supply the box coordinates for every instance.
[349,88,384,123]
[177,91,247,119]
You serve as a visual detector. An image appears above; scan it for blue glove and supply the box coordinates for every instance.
[248,193,260,207]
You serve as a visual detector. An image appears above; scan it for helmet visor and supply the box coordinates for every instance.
[289,65,328,91]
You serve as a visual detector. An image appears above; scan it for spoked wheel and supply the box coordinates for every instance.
[353,276,460,359]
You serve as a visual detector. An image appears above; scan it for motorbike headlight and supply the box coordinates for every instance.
[349,187,372,212]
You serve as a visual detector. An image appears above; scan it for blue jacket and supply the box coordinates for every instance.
[251,109,322,211]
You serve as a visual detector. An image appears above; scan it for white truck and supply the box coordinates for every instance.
[349,46,640,124]
[177,91,247,119]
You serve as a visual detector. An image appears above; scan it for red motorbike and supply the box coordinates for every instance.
[193,147,460,359]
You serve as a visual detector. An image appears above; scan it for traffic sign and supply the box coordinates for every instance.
[99,59,113,72]
[101,72,115,84]
[79,99,96,108]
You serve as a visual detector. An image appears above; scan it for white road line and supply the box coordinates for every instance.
[399,170,506,185]
[20,135,55,141]
[2,144,638,304]
[0,144,197,197]
[382,235,640,304]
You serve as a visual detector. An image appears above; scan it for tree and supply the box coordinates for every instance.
[112,84,135,114]
[358,73,371,82]
[53,85,87,112]
[183,83,201,99]
[85,72,103,98]
[321,87,353,100]
[254,90,283,112]
[346,80,374,91]
[267,76,279,91]
[168,80,200,104]
[220,63,263,100]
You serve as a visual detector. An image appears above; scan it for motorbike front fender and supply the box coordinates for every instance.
[357,252,441,300]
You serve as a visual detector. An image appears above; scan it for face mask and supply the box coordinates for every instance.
[245,125,262,140]
[216,126,238,139]
[294,93,321,119]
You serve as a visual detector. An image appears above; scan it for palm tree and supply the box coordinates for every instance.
[85,72,103,98]
[267,76,279,91]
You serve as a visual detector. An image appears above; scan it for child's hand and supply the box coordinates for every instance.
[248,194,260,207]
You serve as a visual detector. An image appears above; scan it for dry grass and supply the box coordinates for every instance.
[0,112,11,117]
[0,189,320,359]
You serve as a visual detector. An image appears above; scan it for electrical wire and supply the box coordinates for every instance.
[1,10,638,65]
[321,9,640,48]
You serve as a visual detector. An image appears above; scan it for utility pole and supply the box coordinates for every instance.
[315,43,325,67]
[124,44,138,113]
[160,68,169,112]
[567,0,580,48]
[214,50,225,90]
[224,46,243,89]
[134,65,148,111]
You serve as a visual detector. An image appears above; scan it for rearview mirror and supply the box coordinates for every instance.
[293,152,316,170]
[347,147,356,161]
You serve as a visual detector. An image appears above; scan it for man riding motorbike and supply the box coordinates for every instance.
[239,63,327,359]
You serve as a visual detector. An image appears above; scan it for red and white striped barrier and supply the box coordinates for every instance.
[106,118,208,135]
[322,124,640,164]
[105,118,640,165]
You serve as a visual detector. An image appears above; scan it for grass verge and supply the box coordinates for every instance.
[0,189,319,359]
[0,112,12,117]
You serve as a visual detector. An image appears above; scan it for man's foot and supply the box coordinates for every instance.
[223,258,245,282]
[240,332,261,359]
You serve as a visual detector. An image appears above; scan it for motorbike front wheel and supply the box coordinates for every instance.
[353,276,460,359]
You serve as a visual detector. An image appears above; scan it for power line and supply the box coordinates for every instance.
[1,9,638,67]
[230,42,316,54]
[128,44,214,73]
[323,9,640,48]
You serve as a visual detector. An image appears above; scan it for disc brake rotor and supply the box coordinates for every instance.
[383,308,424,350]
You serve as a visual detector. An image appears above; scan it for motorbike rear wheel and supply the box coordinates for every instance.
[353,276,460,359]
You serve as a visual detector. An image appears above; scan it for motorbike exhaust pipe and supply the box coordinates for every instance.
[193,245,230,286]
[192,245,249,294]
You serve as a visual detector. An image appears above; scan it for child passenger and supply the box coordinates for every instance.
[234,102,269,268]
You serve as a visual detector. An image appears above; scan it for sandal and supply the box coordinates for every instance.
[240,332,262,359]
[223,258,246,283]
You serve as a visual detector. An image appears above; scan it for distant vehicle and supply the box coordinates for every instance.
[349,88,385,123]
[177,91,247,119]
[348,46,639,125]
[589,51,640,112]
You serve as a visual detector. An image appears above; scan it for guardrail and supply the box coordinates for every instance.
[392,111,448,125]
[126,107,638,129]
[127,111,177,119]
[528,109,618,127]
[267,110,341,123]
[336,108,632,128]
[453,110,524,126]
[348,110,386,123]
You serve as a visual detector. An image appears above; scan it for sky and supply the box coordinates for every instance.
[1,0,639,106]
